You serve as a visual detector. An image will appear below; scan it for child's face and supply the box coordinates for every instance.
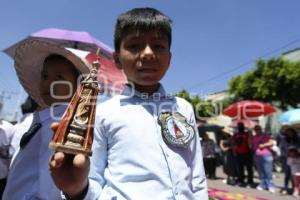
[114,29,171,93]
[40,59,78,106]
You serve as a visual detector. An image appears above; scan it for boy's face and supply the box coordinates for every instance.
[40,58,78,106]
[113,29,171,93]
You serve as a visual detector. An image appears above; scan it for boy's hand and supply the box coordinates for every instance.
[49,122,90,198]
[49,152,90,197]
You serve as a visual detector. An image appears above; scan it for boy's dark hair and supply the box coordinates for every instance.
[43,54,80,77]
[114,7,172,52]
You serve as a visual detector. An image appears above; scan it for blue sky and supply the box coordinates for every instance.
[1,0,300,120]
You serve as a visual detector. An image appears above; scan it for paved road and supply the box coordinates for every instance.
[207,167,295,200]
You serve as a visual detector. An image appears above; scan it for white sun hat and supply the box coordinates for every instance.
[13,39,92,108]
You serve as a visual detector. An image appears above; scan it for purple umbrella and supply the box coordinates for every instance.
[2,28,126,108]
[4,27,113,59]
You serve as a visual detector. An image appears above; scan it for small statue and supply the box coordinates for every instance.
[49,51,100,156]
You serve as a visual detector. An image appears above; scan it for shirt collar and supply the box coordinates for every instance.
[121,83,173,101]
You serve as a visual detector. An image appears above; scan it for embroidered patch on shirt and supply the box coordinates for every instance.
[158,112,194,147]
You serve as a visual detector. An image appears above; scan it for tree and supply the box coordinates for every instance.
[228,57,300,110]
[176,90,216,119]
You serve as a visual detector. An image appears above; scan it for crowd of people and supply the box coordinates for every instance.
[200,121,300,197]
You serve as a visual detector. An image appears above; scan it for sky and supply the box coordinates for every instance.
[1,0,300,120]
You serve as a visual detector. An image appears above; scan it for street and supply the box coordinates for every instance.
[207,167,295,200]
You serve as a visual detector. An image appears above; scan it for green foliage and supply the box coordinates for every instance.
[219,96,235,110]
[176,90,218,119]
[176,89,192,102]
[228,57,300,110]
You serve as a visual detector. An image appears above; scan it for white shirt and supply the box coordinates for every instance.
[84,85,208,200]
[3,106,66,200]
[9,113,34,164]
[0,120,14,179]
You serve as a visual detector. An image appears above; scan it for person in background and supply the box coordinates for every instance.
[201,132,217,179]
[232,122,254,187]
[0,119,14,199]
[251,125,275,193]
[287,146,300,197]
[220,127,237,185]
[279,127,300,195]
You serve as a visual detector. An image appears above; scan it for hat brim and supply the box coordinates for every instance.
[14,39,91,108]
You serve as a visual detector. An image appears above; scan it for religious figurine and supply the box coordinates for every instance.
[49,53,100,156]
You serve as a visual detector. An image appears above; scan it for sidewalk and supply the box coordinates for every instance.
[207,167,295,200]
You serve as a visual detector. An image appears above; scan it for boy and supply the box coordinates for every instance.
[3,39,90,200]
[50,7,208,200]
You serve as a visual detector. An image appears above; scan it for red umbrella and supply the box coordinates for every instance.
[223,100,276,119]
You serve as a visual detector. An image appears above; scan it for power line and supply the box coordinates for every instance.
[186,37,300,91]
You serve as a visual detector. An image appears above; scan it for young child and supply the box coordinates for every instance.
[49,7,208,200]
[287,146,300,196]
[3,39,90,200]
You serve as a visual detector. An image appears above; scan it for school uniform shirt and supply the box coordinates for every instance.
[9,113,34,165]
[3,105,66,200]
[83,84,208,200]
[0,120,14,179]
